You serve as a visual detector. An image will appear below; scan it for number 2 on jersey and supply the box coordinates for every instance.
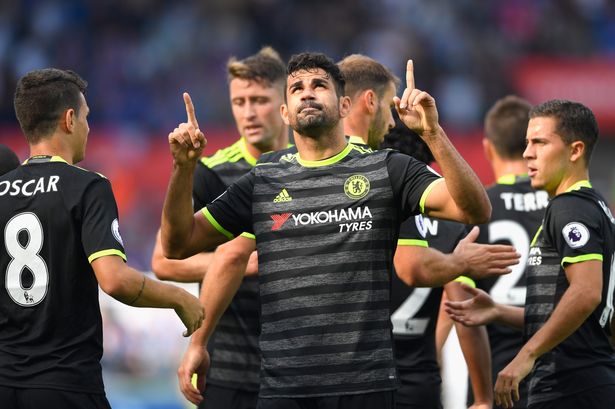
[391,288,431,335]
[489,220,528,305]
[4,212,49,306]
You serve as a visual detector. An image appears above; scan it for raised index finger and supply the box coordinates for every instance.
[405,60,415,90]
[183,92,199,129]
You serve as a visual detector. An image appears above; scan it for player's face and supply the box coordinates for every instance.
[72,93,89,164]
[367,82,396,149]
[523,116,569,196]
[229,78,285,151]
[283,68,342,137]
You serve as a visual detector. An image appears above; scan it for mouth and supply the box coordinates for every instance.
[527,167,537,178]
[244,125,262,135]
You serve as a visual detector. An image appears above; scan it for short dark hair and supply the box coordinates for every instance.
[529,99,598,164]
[14,68,87,144]
[0,144,20,176]
[338,54,400,100]
[286,52,345,98]
[380,108,434,164]
[227,46,286,89]
[484,95,532,160]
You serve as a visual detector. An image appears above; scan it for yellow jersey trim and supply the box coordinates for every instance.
[419,178,445,214]
[297,143,354,168]
[565,180,592,192]
[454,276,476,287]
[562,253,603,267]
[397,239,429,247]
[202,208,235,240]
[88,249,127,263]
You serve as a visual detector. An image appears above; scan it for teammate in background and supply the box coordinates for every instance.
[466,95,546,409]
[337,54,397,149]
[0,144,20,175]
[151,47,288,409]
[0,68,203,409]
[381,111,493,409]
[165,52,499,408]
[446,100,615,409]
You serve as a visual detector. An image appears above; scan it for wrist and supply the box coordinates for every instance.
[420,125,443,141]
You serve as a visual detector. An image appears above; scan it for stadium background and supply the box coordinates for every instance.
[1,1,615,408]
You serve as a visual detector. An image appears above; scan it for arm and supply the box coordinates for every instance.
[444,284,525,330]
[494,260,602,408]
[177,236,256,405]
[435,290,454,363]
[92,255,204,336]
[395,60,490,224]
[161,93,230,258]
[395,227,519,287]
[151,229,215,282]
[445,281,493,409]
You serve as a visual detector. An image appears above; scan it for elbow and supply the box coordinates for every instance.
[465,202,492,225]
[98,275,125,299]
[395,265,422,287]
[151,260,172,281]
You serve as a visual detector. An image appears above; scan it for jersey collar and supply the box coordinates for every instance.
[239,138,258,166]
[24,155,68,164]
[565,180,592,192]
[348,135,367,146]
[496,174,528,185]
[297,143,354,168]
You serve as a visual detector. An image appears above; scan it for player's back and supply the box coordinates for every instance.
[0,155,122,393]
[474,175,547,408]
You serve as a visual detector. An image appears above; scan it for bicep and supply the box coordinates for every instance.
[564,260,603,301]
[422,180,467,222]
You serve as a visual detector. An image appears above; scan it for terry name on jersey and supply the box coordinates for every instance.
[0,176,59,197]
[500,191,549,212]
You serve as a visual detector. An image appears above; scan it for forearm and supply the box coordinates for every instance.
[152,231,214,282]
[161,162,199,259]
[492,304,525,329]
[457,322,493,406]
[189,247,248,347]
[520,284,599,360]
[396,247,467,287]
[423,127,490,224]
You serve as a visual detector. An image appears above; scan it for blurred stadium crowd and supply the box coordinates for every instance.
[1,1,615,408]
[0,0,614,131]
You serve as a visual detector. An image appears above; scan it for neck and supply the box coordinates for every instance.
[554,167,590,196]
[244,127,290,159]
[343,114,369,145]
[492,158,528,180]
[29,135,74,164]
[293,123,347,161]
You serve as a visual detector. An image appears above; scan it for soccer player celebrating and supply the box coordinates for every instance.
[469,95,547,409]
[446,100,615,409]
[0,69,203,409]
[163,53,497,408]
[152,47,288,409]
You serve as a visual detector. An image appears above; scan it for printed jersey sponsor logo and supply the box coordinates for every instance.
[562,222,590,249]
[270,206,373,232]
[344,175,370,199]
[270,213,292,231]
[273,188,292,203]
[528,246,542,266]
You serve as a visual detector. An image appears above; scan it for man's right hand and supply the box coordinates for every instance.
[454,226,520,280]
[178,343,210,405]
[444,284,498,327]
[168,92,206,167]
[175,291,205,337]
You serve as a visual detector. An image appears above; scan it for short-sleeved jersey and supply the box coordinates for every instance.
[0,155,126,394]
[204,143,442,398]
[473,175,547,407]
[524,181,615,406]
[194,138,262,391]
[392,214,466,405]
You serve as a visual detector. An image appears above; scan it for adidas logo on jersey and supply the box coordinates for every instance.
[273,188,292,203]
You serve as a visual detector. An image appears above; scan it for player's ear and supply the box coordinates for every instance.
[280,103,290,126]
[339,95,352,119]
[569,140,585,164]
[482,138,494,163]
[60,108,75,133]
[364,90,377,115]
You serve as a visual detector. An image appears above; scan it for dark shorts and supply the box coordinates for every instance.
[0,386,111,409]
[528,384,615,409]
[199,384,259,409]
[256,390,395,409]
[396,383,441,409]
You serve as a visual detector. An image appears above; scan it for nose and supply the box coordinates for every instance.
[241,101,256,119]
[522,143,533,160]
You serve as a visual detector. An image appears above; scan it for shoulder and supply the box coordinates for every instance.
[257,145,298,164]
[199,140,243,169]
